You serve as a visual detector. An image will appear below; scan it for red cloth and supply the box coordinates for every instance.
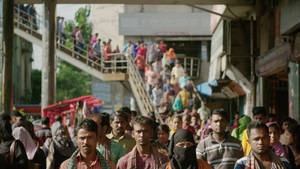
[182,125,196,135]
[135,55,146,70]
[104,45,111,60]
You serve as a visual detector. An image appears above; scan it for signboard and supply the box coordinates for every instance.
[255,43,290,77]
[119,13,210,36]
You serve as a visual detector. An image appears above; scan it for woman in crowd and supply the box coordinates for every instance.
[170,114,182,136]
[267,122,289,158]
[286,124,300,168]
[160,129,212,169]
[0,115,28,169]
[13,126,46,169]
[43,123,75,169]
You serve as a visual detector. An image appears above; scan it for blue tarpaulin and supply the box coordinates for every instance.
[196,80,218,96]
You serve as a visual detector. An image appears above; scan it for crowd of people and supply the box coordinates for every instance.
[14,4,38,31]
[7,6,300,169]
[1,105,300,169]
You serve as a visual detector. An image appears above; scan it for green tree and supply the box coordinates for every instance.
[56,5,93,101]
[64,5,93,49]
[56,61,91,102]
[30,69,42,104]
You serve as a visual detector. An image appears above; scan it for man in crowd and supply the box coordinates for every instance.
[171,60,185,82]
[242,107,268,155]
[182,114,196,135]
[117,116,168,169]
[197,109,243,169]
[107,111,136,154]
[91,113,125,166]
[36,117,52,146]
[234,121,290,169]
[60,119,111,169]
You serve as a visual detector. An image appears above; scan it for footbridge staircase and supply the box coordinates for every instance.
[13,7,157,119]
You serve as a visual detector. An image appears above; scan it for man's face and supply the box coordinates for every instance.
[133,123,152,146]
[111,116,126,136]
[211,114,227,134]
[248,128,270,155]
[77,129,97,156]
[253,114,267,123]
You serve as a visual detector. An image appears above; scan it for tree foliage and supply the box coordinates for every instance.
[56,5,93,102]
[56,61,91,102]
[64,5,93,48]
[30,69,42,104]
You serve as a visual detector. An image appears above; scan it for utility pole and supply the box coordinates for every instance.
[1,0,14,115]
[41,0,57,115]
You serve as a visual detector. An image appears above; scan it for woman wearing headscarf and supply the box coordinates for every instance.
[231,115,251,141]
[43,123,75,169]
[13,126,46,169]
[160,129,212,169]
[0,115,28,169]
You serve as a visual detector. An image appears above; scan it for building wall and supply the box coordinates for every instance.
[91,4,211,47]
[91,4,125,50]
[91,4,212,111]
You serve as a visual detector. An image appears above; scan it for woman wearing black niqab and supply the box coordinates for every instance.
[160,129,212,169]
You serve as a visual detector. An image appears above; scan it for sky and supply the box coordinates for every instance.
[32,4,88,70]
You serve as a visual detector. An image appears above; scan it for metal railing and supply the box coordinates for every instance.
[14,6,128,74]
[177,55,201,78]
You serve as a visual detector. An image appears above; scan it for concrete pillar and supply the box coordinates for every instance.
[288,62,300,123]
[41,0,56,112]
[1,0,14,114]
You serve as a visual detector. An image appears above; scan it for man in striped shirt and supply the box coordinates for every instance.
[196,109,244,169]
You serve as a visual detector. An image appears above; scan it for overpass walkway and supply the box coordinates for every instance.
[13,7,158,120]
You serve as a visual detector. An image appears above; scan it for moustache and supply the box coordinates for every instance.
[82,144,90,148]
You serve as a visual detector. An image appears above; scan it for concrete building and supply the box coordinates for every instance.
[90,4,212,110]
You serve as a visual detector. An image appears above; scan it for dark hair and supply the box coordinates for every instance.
[158,124,170,134]
[287,124,300,153]
[212,108,228,121]
[182,114,191,121]
[247,121,268,137]
[91,113,110,127]
[11,110,24,119]
[42,117,50,125]
[173,114,182,121]
[131,111,137,117]
[252,107,267,116]
[132,116,153,128]
[282,117,297,126]
[15,120,36,140]
[120,107,131,114]
[55,115,62,122]
[77,119,98,135]
[110,111,128,121]
[268,123,280,132]
[0,115,14,141]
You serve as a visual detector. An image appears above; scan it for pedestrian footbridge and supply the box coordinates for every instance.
[13,7,157,118]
